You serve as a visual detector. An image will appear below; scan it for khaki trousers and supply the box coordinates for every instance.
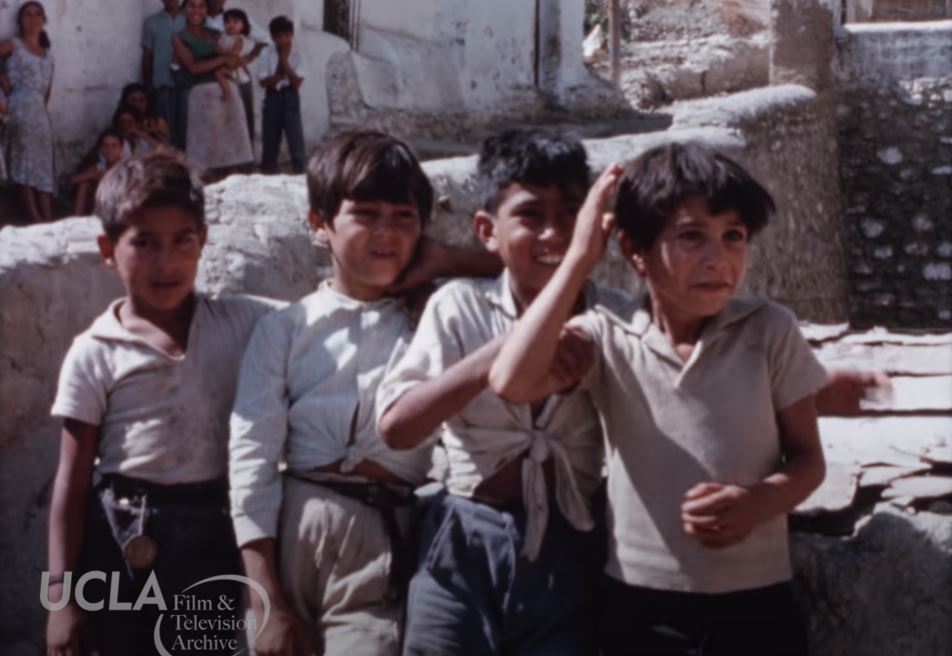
[279,475,409,655]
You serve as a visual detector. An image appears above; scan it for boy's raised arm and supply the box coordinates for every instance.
[489,165,621,403]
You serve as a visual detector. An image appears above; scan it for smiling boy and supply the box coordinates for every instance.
[376,130,631,654]
[229,130,503,655]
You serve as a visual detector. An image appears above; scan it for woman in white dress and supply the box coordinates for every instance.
[0,1,55,223]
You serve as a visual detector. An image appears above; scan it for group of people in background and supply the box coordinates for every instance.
[0,0,308,224]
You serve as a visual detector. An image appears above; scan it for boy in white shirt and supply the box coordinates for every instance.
[46,152,278,655]
[491,142,832,655]
[377,130,626,654]
[229,130,500,655]
[258,15,305,174]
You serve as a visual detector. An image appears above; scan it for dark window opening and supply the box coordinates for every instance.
[324,0,353,44]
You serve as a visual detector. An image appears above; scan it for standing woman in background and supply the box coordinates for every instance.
[172,0,252,178]
[0,1,55,224]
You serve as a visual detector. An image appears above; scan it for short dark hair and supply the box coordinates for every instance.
[120,83,150,109]
[97,127,125,149]
[477,129,589,212]
[112,103,143,127]
[95,152,205,241]
[306,130,433,224]
[223,8,250,35]
[614,141,775,250]
[269,15,294,36]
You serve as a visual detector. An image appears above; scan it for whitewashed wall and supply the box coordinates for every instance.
[2,0,594,187]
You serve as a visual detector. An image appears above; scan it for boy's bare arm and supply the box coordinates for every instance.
[241,539,316,656]
[682,395,825,549]
[379,335,507,449]
[387,236,503,294]
[489,165,622,403]
[46,419,99,655]
[816,368,892,416]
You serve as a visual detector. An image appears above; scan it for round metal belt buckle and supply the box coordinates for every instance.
[123,535,158,569]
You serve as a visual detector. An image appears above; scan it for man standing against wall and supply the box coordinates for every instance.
[142,0,187,150]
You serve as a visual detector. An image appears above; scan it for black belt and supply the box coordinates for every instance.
[284,471,415,602]
[98,473,228,503]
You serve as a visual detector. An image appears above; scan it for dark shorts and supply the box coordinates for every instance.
[79,474,244,656]
[598,575,808,656]
[402,490,602,656]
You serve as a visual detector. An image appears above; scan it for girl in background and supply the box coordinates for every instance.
[112,104,158,156]
[220,8,257,145]
[119,83,170,145]
[70,128,124,216]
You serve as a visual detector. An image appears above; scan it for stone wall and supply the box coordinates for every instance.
[846,0,952,22]
[835,20,952,328]
[618,0,770,41]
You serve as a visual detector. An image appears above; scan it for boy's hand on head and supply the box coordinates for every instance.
[681,482,770,549]
[46,602,96,656]
[568,164,622,271]
[546,325,595,394]
[816,368,892,416]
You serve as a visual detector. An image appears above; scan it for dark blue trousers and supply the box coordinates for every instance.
[402,491,598,655]
[78,475,244,656]
[261,87,305,174]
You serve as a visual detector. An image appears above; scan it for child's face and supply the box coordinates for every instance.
[116,112,137,137]
[224,16,243,35]
[98,207,206,313]
[627,195,749,320]
[100,136,123,167]
[126,91,149,116]
[309,199,421,301]
[475,182,583,309]
[273,31,293,51]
